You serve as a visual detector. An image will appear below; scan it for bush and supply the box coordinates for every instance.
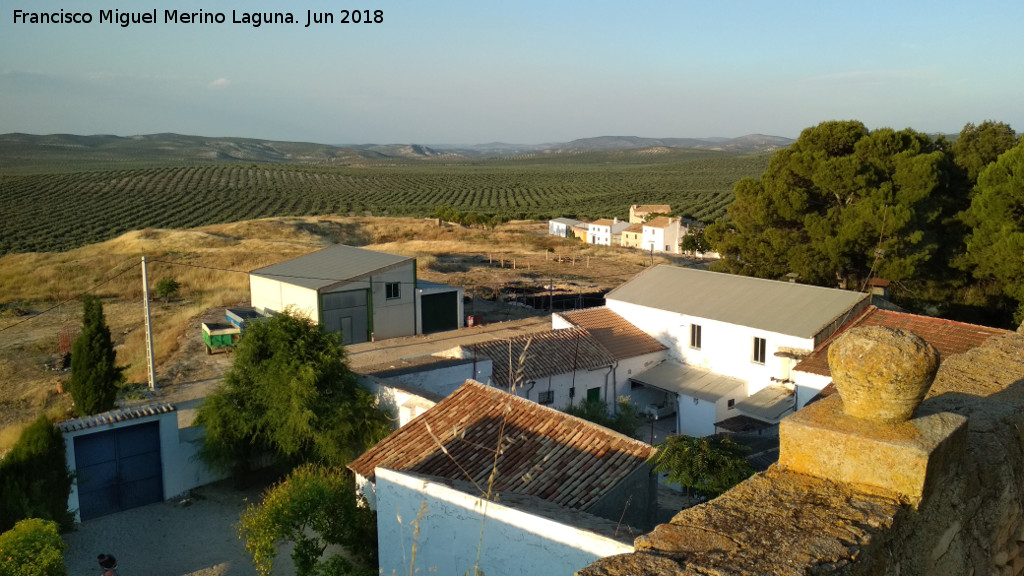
[0,519,67,576]
[0,416,74,533]
[154,277,181,302]
[564,397,642,438]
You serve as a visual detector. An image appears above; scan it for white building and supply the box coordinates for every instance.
[641,216,683,254]
[249,244,462,344]
[629,360,745,437]
[603,266,869,432]
[629,204,672,224]
[548,217,585,238]
[586,218,632,246]
[348,380,657,576]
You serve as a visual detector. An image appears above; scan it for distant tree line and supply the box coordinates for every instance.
[705,120,1023,326]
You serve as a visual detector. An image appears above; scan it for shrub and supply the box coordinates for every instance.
[0,519,67,576]
[0,416,73,533]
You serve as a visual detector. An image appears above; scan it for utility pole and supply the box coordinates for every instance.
[141,256,157,391]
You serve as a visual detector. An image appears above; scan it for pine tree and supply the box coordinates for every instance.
[69,295,121,415]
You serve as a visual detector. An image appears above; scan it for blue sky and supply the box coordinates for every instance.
[2,0,1022,144]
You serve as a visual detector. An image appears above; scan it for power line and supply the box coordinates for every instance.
[0,257,139,334]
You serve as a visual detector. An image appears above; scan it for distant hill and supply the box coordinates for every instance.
[0,132,792,172]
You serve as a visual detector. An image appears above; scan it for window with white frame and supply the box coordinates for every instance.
[690,324,702,349]
[385,282,400,300]
[752,336,767,364]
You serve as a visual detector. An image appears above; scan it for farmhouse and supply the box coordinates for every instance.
[629,204,671,224]
[249,244,462,344]
[587,218,632,246]
[604,265,869,432]
[619,222,644,249]
[548,216,585,238]
[348,380,656,576]
[641,216,683,254]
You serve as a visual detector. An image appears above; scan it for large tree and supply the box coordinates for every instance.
[952,121,1018,184]
[69,295,121,415]
[959,141,1024,324]
[196,311,392,475]
[706,121,958,290]
[0,416,74,532]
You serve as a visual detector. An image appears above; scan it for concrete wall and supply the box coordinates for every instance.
[589,224,612,246]
[520,369,609,410]
[792,369,833,409]
[250,275,319,319]
[605,299,813,395]
[549,220,571,237]
[675,393,719,437]
[578,331,1024,576]
[375,468,634,576]
[63,411,226,521]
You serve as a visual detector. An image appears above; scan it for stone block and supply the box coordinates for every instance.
[778,395,967,506]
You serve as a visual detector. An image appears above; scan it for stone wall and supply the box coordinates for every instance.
[579,331,1024,576]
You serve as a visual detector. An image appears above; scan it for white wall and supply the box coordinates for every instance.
[589,224,612,246]
[548,221,570,237]
[792,370,833,409]
[250,275,319,319]
[63,411,228,521]
[374,468,633,576]
[676,394,718,437]
[605,299,814,396]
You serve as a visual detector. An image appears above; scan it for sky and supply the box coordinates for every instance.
[2,0,1022,145]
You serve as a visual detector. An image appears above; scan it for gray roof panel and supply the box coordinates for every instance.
[606,265,866,339]
[734,385,795,423]
[630,361,745,402]
[250,244,413,291]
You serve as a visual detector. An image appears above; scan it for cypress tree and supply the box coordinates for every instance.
[69,295,120,415]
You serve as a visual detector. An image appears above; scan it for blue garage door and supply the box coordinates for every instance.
[73,421,164,520]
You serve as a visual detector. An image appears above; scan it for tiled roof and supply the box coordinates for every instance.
[468,327,616,389]
[57,403,176,433]
[632,204,671,214]
[591,219,615,227]
[557,307,666,361]
[643,216,675,229]
[348,380,655,512]
[794,307,1010,376]
[623,223,644,233]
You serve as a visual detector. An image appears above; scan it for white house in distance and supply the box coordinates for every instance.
[641,216,683,254]
[548,217,585,238]
[347,380,655,576]
[587,218,632,246]
[249,244,463,344]
[605,265,869,432]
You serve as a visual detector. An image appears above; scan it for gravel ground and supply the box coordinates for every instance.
[62,477,296,576]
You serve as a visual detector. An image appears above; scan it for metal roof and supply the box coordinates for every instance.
[551,217,584,227]
[734,385,795,423]
[606,265,867,339]
[250,244,413,291]
[630,361,744,402]
[348,380,655,513]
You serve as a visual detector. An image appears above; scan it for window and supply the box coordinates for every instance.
[690,324,702,349]
[385,282,400,300]
[587,387,601,402]
[753,337,767,364]
[538,390,554,405]
[727,398,736,410]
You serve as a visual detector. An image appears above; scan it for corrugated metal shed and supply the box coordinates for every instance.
[606,265,867,339]
[348,380,654,513]
[630,360,744,402]
[250,244,412,291]
[734,385,794,423]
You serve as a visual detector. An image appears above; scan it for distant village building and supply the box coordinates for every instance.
[548,217,585,238]
[641,216,683,254]
[620,222,644,249]
[629,204,672,224]
[587,218,632,246]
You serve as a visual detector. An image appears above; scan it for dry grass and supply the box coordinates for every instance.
[0,215,691,448]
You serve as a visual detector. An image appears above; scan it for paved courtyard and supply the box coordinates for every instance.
[62,477,296,576]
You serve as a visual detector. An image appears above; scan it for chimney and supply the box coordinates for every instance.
[868,278,891,299]
[613,217,618,225]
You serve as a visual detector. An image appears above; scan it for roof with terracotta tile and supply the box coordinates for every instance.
[348,380,655,512]
[57,403,176,433]
[591,219,616,227]
[632,204,671,214]
[466,327,617,389]
[623,223,644,233]
[643,216,676,229]
[557,307,667,361]
[794,306,1010,376]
